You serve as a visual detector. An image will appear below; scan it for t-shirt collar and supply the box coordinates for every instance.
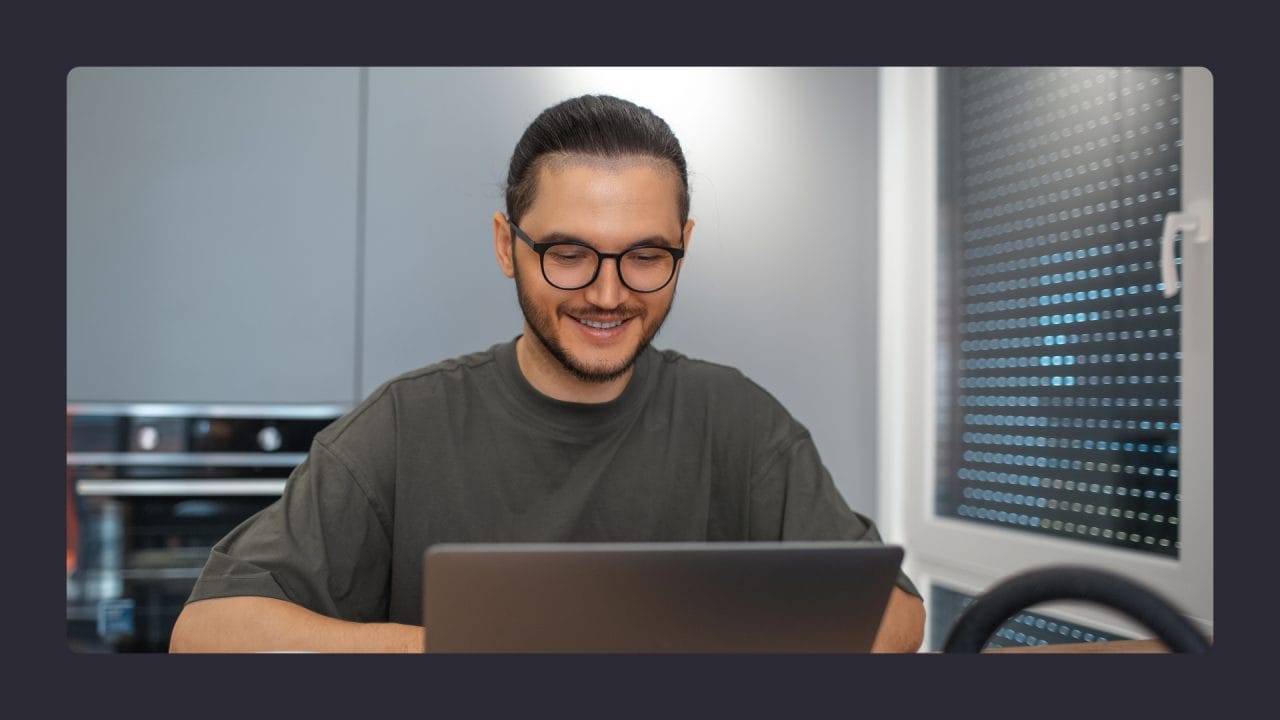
[492,336,656,441]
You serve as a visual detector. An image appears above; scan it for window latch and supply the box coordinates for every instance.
[1160,208,1211,298]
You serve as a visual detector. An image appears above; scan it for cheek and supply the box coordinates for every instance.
[644,289,675,314]
[519,272,573,314]
[514,258,543,295]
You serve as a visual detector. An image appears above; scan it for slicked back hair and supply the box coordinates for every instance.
[504,94,690,228]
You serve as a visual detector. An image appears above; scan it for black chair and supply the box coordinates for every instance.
[942,566,1210,653]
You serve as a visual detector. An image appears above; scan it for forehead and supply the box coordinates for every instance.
[526,154,682,230]
[539,152,675,177]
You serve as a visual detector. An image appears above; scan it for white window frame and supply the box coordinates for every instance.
[877,67,1213,647]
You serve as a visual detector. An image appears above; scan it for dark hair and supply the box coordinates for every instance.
[504,94,690,227]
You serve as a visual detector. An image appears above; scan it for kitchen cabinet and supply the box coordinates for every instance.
[67,68,361,404]
[357,68,545,395]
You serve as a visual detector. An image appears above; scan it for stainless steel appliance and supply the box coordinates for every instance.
[65,403,346,652]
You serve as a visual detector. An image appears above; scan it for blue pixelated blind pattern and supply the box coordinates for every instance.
[935,68,1183,556]
[928,584,1128,651]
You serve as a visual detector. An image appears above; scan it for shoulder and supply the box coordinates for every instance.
[378,345,502,393]
[651,347,746,384]
[649,348,811,468]
[317,343,505,447]
[649,347,795,422]
[651,347,770,390]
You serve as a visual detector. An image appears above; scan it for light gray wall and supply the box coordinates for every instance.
[67,68,361,404]
[361,68,881,518]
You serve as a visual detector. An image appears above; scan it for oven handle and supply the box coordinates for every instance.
[67,452,307,467]
[75,479,288,496]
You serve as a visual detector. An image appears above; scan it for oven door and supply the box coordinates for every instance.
[65,403,342,652]
[66,473,286,653]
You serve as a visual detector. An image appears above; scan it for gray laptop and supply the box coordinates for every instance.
[422,541,903,653]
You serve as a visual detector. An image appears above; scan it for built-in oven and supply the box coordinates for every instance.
[65,403,346,652]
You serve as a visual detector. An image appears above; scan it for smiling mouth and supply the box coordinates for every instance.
[569,312,636,330]
[576,317,625,329]
[573,312,627,326]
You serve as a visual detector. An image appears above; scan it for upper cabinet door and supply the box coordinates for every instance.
[358,68,541,396]
[67,68,361,405]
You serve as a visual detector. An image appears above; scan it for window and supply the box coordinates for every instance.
[878,67,1212,650]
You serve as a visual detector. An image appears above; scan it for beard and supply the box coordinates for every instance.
[514,264,675,385]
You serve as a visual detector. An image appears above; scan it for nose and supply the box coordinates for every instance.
[583,256,628,309]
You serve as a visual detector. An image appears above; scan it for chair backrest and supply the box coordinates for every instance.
[942,566,1210,653]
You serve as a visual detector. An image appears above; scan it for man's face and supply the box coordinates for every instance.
[497,156,692,384]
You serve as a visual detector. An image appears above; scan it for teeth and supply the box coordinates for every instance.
[579,318,623,329]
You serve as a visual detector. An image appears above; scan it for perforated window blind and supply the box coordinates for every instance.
[935,67,1183,557]
[928,584,1128,651]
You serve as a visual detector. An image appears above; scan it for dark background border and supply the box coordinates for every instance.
[12,1,1266,715]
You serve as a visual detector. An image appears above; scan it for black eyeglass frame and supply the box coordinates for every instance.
[508,219,686,293]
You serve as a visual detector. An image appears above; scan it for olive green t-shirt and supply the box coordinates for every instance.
[188,338,919,624]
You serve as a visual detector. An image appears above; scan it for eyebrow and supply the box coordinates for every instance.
[538,231,682,250]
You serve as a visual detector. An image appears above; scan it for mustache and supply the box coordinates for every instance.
[564,307,645,321]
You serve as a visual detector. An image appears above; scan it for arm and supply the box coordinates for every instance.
[169,596,423,653]
[179,428,403,649]
[871,586,925,653]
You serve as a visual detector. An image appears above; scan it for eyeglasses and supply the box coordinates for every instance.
[509,219,685,293]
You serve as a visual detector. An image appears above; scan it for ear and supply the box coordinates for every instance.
[493,211,515,279]
[680,218,695,255]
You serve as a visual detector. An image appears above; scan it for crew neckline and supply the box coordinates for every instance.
[491,336,658,441]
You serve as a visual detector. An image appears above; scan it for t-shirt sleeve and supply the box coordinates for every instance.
[749,432,922,599]
[185,438,394,621]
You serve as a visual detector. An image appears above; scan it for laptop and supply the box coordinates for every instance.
[422,541,903,653]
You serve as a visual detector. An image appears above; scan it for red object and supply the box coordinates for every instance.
[66,415,77,574]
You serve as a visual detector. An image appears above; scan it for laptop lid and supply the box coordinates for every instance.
[422,541,903,653]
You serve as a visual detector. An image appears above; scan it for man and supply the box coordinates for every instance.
[170,94,925,653]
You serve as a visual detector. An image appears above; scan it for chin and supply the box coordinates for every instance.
[558,347,641,384]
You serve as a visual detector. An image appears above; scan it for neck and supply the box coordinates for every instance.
[514,331,634,404]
